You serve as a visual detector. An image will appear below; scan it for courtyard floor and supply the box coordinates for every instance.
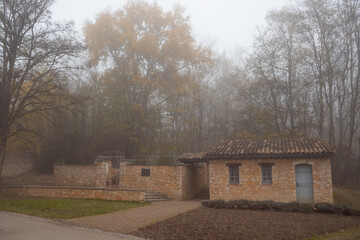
[66,200,201,234]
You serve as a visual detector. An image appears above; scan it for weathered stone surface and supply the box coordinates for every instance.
[119,164,208,200]
[209,158,333,203]
[54,161,111,187]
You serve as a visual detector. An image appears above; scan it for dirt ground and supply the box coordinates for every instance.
[132,208,360,240]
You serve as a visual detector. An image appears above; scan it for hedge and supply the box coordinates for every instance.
[205,200,360,216]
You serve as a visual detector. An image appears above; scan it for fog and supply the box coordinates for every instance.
[1,0,360,187]
[51,0,288,53]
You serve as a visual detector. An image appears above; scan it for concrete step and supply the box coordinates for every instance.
[145,193,169,202]
[199,193,209,197]
[146,198,169,202]
[198,195,209,199]
[198,188,210,199]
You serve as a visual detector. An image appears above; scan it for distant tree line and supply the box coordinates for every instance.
[1,0,359,185]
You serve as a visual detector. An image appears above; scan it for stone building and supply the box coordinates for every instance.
[178,138,335,204]
[118,164,208,200]
[4,138,335,203]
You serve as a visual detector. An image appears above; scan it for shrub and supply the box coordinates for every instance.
[332,204,346,215]
[269,201,283,211]
[227,201,237,209]
[334,204,360,216]
[256,201,273,210]
[234,200,250,209]
[206,200,360,216]
[282,202,301,212]
[315,203,335,214]
[208,200,226,208]
[348,207,360,216]
[298,203,314,213]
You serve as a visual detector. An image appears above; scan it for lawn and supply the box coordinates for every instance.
[304,226,360,240]
[333,187,360,210]
[0,195,148,219]
[304,187,360,239]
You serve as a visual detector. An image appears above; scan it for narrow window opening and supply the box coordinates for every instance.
[229,165,239,184]
[261,165,272,184]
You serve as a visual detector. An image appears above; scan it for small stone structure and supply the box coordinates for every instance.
[119,164,208,200]
[4,138,334,203]
[3,158,208,201]
[179,138,335,204]
[208,158,333,203]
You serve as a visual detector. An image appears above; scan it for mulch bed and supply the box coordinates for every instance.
[132,208,360,240]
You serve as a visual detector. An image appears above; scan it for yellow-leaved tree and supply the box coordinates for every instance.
[84,1,212,154]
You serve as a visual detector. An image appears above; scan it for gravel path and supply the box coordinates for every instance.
[66,200,201,234]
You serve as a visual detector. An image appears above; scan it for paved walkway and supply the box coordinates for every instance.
[66,200,201,234]
[0,212,143,240]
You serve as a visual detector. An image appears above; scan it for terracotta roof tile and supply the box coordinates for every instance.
[178,138,335,162]
[207,138,335,159]
[177,152,207,162]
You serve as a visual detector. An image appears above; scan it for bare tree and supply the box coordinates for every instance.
[0,0,81,178]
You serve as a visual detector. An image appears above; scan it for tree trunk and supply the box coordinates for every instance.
[0,141,7,192]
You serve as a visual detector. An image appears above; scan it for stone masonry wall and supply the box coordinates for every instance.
[209,158,333,203]
[181,165,208,200]
[119,164,207,200]
[3,185,145,201]
[200,162,209,188]
[119,165,182,199]
[54,161,111,187]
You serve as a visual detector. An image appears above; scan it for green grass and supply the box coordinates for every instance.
[305,187,360,240]
[333,187,360,210]
[0,195,148,219]
[304,227,360,240]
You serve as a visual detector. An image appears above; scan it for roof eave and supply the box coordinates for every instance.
[206,152,335,160]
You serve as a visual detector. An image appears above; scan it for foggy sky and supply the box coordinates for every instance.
[51,0,289,54]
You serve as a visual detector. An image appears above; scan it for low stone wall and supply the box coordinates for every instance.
[54,161,111,187]
[3,185,145,202]
[3,161,209,201]
[3,161,112,188]
[119,164,207,200]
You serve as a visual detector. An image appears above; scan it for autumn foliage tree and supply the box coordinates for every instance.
[84,1,212,154]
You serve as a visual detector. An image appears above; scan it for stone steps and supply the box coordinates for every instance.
[145,193,170,202]
[198,188,210,199]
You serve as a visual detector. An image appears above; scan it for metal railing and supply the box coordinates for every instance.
[125,155,180,166]
[95,151,125,168]
[95,152,181,167]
